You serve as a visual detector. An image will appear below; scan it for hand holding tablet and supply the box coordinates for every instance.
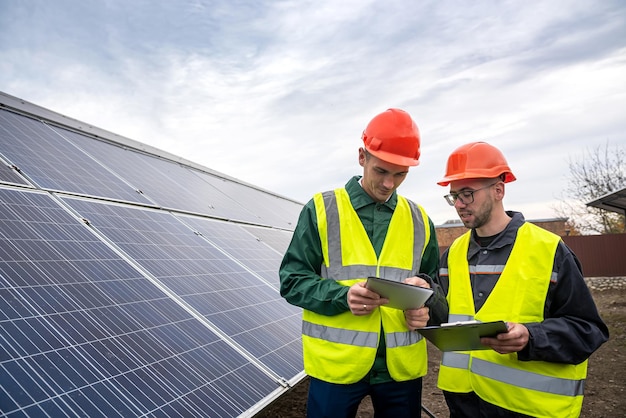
[416,320,508,351]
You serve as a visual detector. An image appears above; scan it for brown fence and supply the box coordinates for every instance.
[438,233,626,278]
[563,233,626,277]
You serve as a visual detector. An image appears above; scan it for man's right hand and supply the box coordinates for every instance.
[347,281,389,315]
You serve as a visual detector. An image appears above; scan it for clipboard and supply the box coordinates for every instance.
[416,320,508,351]
[365,276,433,310]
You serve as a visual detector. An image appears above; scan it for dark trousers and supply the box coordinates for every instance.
[307,376,422,418]
[444,391,534,418]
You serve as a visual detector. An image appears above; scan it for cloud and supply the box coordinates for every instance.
[1,0,625,225]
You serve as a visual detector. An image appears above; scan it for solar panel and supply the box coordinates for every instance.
[0,92,306,417]
[0,187,284,417]
[54,125,301,228]
[53,127,261,222]
[0,109,153,205]
[60,196,304,382]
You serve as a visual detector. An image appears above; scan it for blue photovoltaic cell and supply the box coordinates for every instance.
[61,196,304,380]
[0,187,281,418]
[0,109,153,205]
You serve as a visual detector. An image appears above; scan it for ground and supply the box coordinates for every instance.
[256,279,626,417]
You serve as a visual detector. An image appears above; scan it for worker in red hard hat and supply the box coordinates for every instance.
[435,141,608,418]
[280,108,447,418]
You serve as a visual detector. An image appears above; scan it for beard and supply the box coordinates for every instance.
[458,198,493,230]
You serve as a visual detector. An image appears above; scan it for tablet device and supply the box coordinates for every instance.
[365,276,433,310]
[417,320,508,351]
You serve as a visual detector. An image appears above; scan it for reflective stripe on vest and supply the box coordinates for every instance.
[438,223,587,417]
[302,321,379,348]
[472,358,585,396]
[439,265,559,285]
[441,352,585,397]
[318,189,428,281]
[302,188,430,383]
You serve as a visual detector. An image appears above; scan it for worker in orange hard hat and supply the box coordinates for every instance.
[280,108,447,418]
[435,141,608,418]
[437,141,516,187]
[361,108,422,167]
[358,108,422,202]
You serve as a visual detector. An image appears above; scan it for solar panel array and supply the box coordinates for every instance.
[0,93,305,418]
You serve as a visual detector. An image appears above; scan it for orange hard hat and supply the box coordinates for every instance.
[437,141,516,186]
[362,108,421,166]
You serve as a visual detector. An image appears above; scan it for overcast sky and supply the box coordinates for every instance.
[1,0,625,225]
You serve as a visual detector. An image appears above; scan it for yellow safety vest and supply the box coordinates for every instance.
[438,223,587,418]
[302,188,430,384]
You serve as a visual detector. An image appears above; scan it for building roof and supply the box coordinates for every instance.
[586,186,626,215]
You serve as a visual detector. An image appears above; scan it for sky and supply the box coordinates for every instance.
[1,0,625,225]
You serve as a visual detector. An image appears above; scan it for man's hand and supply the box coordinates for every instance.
[348,281,389,315]
[480,322,529,354]
[404,275,431,289]
[402,276,432,328]
[404,306,430,329]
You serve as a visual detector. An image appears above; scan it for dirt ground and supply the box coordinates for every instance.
[257,282,626,417]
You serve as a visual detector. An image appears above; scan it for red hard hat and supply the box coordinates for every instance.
[362,108,421,166]
[437,141,516,186]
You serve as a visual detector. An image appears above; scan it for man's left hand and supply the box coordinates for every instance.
[404,306,430,330]
[481,322,529,354]
[402,276,431,329]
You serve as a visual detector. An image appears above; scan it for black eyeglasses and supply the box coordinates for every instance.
[444,182,498,206]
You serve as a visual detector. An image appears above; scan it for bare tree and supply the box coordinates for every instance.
[554,141,625,235]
